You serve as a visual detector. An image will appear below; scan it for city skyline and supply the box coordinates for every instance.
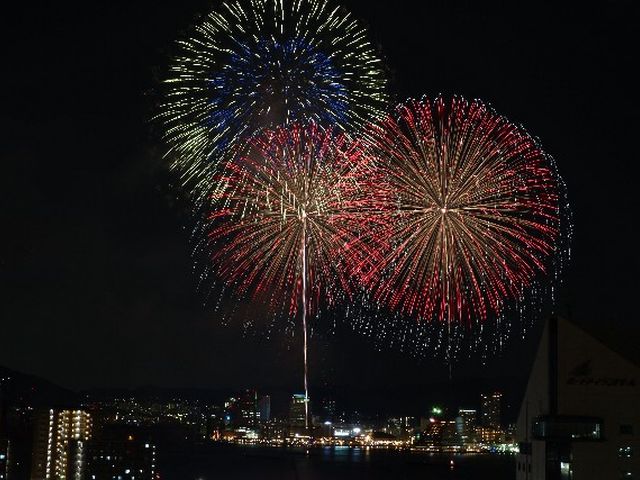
[0,364,520,422]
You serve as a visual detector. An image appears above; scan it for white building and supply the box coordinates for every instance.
[31,409,92,480]
[516,317,639,479]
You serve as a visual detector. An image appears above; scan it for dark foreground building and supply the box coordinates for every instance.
[516,317,639,479]
[86,426,157,480]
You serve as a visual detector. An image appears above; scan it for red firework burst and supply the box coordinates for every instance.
[208,122,383,316]
[362,96,567,325]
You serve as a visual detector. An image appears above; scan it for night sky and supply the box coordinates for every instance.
[1,1,637,409]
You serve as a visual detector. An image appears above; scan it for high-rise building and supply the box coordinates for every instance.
[31,409,92,480]
[481,392,502,429]
[223,390,261,429]
[236,390,259,428]
[258,396,271,423]
[288,394,308,433]
[456,409,478,445]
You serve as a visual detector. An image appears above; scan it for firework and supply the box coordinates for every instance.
[158,0,388,204]
[362,96,570,328]
[209,122,382,425]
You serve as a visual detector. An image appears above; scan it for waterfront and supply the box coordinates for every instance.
[160,443,515,480]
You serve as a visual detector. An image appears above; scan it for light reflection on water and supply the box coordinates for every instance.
[160,443,515,480]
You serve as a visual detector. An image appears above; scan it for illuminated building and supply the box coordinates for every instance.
[418,418,460,451]
[223,397,236,427]
[481,392,502,429]
[332,425,362,439]
[288,394,308,434]
[368,431,400,446]
[237,390,259,428]
[456,409,478,445]
[516,317,640,480]
[86,427,156,480]
[31,409,92,480]
[387,417,416,439]
[477,426,503,444]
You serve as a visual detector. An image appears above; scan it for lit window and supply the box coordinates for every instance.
[619,446,633,458]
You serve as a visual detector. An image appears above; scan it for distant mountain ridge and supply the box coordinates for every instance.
[1,365,524,422]
[0,365,78,408]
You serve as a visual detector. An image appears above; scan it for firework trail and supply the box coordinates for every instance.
[209,122,382,427]
[360,96,570,344]
[157,0,388,206]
